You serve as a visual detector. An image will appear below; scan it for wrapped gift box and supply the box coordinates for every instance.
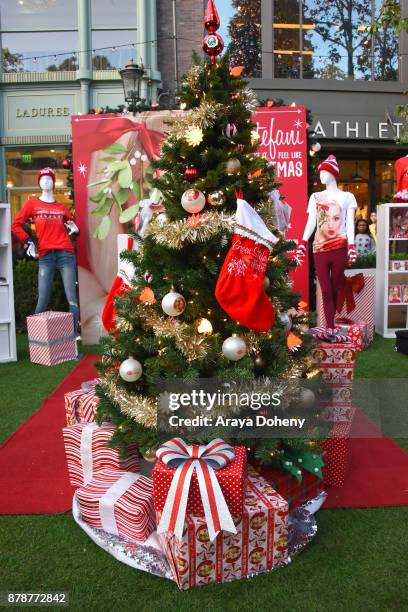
[65,388,87,426]
[335,320,364,351]
[312,342,356,383]
[63,422,139,487]
[76,469,155,542]
[157,471,288,590]
[77,391,99,423]
[322,405,356,487]
[251,464,322,510]
[153,446,247,518]
[27,311,77,366]
[317,271,375,344]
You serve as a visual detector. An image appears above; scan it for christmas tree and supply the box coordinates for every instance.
[227,0,262,78]
[96,4,323,479]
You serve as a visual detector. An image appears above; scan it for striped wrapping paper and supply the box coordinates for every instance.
[27,311,77,366]
[62,422,140,487]
[77,391,99,423]
[65,388,87,426]
[76,469,156,542]
[316,272,375,343]
[157,471,288,590]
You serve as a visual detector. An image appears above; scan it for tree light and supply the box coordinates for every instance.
[196,318,213,335]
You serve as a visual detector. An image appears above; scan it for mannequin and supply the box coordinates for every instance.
[295,155,357,340]
[12,167,80,335]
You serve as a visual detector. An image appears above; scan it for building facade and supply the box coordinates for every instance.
[227,0,408,214]
[0,0,203,215]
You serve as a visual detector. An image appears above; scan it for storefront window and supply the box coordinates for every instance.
[91,30,138,70]
[90,0,137,29]
[270,0,398,81]
[0,0,77,29]
[226,0,262,78]
[6,148,70,219]
[375,161,396,202]
[1,31,78,72]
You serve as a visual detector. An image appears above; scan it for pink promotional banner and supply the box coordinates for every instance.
[254,106,309,302]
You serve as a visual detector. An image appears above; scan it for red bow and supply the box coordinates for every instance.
[156,438,237,541]
[78,116,163,160]
[336,273,365,314]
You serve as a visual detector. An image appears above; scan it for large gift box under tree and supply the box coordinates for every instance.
[157,471,288,590]
[254,464,323,510]
[27,311,77,365]
[63,422,139,487]
[76,469,155,542]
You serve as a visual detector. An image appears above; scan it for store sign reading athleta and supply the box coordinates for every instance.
[15,106,70,119]
[313,119,403,140]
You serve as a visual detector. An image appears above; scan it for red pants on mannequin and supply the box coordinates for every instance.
[314,245,347,329]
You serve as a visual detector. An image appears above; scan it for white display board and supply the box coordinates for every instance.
[0,203,17,361]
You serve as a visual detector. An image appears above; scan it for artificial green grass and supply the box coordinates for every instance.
[1,334,408,611]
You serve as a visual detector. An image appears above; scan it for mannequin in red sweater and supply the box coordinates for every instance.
[12,167,80,334]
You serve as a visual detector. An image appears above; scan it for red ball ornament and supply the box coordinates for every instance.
[203,33,224,64]
[61,158,72,170]
[204,0,220,33]
[184,166,199,183]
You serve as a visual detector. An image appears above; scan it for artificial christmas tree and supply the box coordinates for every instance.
[94,22,323,478]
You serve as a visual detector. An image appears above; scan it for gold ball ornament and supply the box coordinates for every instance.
[195,317,213,335]
[142,448,157,462]
[207,190,225,207]
[181,189,206,214]
[222,336,247,361]
[119,357,143,382]
[255,355,265,367]
[226,158,241,175]
[263,276,270,290]
[161,291,186,316]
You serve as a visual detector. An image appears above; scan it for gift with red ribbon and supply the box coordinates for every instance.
[156,470,288,590]
[336,273,365,314]
[153,438,246,542]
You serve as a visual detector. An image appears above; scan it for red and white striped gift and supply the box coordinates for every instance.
[77,469,155,542]
[27,311,77,366]
[62,422,139,487]
[65,388,86,426]
[77,391,99,423]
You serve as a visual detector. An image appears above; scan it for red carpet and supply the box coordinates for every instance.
[0,354,99,515]
[324,409,408,508]
[1,359,408,513]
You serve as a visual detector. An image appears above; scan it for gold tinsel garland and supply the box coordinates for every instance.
[167,100,223,141]
[102,379,157,428]
[147,211,235,250]
[136,304,209,361]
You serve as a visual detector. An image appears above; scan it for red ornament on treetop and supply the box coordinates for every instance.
[204,0,220,33]
[203,0,224,64]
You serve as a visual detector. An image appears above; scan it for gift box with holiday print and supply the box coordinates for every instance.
[317,270,375,344]
[27,311,77,366]
[312,342,356,383]
[64,381,100,426]
[63,422,140,487]
[335,320,364,351]
[76,469,155,542]
[77,391,99,423]
[252,464,323,510]
[157,471,288,590]
[322,405,356,487]
[153,443,247,518]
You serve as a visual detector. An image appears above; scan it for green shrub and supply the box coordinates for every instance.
[13,259,69,327]
[390,252,408,260]
[350,253,376,269]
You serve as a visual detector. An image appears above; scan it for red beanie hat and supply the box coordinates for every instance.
[38,167,56,186]
[317,155,339,180]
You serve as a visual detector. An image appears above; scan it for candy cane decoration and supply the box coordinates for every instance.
[156,438,237,542]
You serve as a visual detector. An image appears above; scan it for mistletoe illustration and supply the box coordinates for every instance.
[88,133,155,239]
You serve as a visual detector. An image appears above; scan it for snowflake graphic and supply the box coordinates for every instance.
[77,162,87,177]
[227,259,247,276]
[294,119,303,129]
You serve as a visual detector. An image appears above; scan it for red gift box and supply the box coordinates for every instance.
[157,471,288,590]
[322,405,356,487]
[312,342,356,383]
[76,469,155,542]
[153,446,247,518]
[27,311,77,366]
[77,391,99,423]
[335,321,364,351]
[252,464,323,510]
[63,422,140,487]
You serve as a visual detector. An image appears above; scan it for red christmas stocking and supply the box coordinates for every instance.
[102,236,136,332]
[215,198,278,331]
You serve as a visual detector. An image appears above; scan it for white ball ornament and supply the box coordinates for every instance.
[181,189,206,214]
[279,312,292,332]
[299,388,315,408]
[161,291,186,316]
[311,142,321,153]
[222,336,247,361]
[119,357,143,382]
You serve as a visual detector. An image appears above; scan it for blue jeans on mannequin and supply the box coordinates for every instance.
[35,250,80,334]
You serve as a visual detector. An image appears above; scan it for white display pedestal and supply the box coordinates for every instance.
[0,203,17,362]
[375,203,408,338]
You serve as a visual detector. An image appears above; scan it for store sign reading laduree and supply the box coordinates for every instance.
[313,119,403,139]
[15,106,70,118]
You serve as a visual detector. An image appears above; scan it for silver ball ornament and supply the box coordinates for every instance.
[161,291,186,316]
[279,312,292,332]
[299,388,315,408]
[181,189,206,214]
[119,357,143,382]
[222,336,247,361]
[311,142,321,152]
[207,190,225,207]
[226,158,241,175]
